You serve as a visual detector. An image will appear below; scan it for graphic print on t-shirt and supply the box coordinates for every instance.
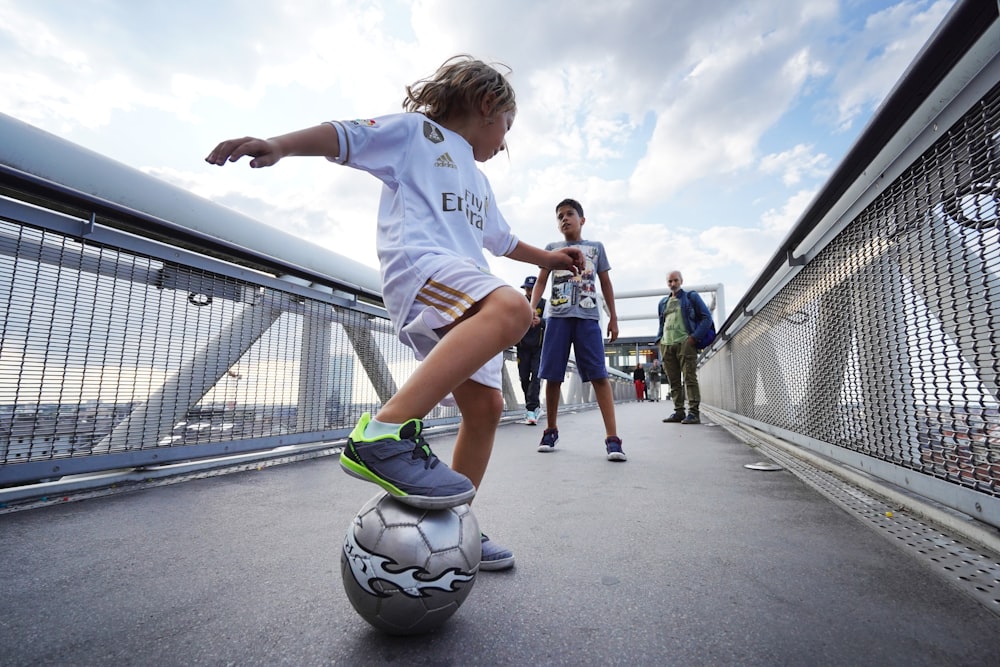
[549,243,600,311]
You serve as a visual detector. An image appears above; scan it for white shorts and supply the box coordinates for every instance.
[393,259,509,402]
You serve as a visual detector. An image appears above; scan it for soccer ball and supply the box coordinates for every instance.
[341,492,481,635]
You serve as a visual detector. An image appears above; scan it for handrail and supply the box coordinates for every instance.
[0,113,383,303]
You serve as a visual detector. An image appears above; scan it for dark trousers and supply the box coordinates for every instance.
[517,345,543,412]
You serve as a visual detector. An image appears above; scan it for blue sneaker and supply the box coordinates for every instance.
[480,533,515,571]
[340,413,475,510]
[537,427,559,453]
[605,436,627,462]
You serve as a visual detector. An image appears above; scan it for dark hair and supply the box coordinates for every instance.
[403,55,516,123]
[555,198,584,217]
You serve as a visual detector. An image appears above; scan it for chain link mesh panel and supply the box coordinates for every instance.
[703,80,1000,500]
[0,218,464,467]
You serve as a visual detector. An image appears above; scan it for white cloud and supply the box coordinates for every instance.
[826,0,955,131]
[760,189,819,234]
[628,4,835,204]
[155,162,383,272]
[760,144,832,185]
[0,0,958,323]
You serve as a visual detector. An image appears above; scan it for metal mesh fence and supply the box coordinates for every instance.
[0,185,631,490]
[703,79,1000,500]
[0,217,464,468]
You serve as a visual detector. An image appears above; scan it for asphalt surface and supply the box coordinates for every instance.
[3,401,1000,666]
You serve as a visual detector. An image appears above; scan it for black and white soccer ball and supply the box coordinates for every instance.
[341,492,481,635]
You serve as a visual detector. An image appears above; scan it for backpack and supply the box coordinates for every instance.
[694,321,717,350]
[686,291,716,350]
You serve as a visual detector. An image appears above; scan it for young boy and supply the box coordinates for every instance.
[206,56,584,570]
[530,199,625,461]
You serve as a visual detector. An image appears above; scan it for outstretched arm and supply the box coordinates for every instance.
[506,240,585,274]
[205,123,340,168]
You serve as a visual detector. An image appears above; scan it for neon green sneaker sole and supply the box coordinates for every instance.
[340,413,475,510]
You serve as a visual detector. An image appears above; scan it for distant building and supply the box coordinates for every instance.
[604,335,660,375]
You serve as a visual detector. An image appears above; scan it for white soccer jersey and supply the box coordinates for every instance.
[326,113,519,331]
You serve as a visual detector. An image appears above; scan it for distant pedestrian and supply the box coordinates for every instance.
[657,270,715,425]
[632,363,646,401]
[646,358,663,402]
[516,275,545,425]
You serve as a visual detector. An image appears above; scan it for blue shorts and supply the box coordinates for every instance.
[539,317,609,382]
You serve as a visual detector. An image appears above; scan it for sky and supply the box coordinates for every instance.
[0,0,957,338]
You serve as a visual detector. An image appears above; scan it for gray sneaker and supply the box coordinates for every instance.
[681,413,701,425]
[340,413,475,510]
[480,533,515,571]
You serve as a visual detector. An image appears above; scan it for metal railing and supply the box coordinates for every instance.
[0,116,629,497]
[698,0,1000,531]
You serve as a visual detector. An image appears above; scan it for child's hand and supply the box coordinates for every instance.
[606,319,619,343]
[549,247,585,274]
[205,137,282,168]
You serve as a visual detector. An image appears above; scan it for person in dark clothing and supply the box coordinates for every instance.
[632,363,646,402]
[517,276,546,424]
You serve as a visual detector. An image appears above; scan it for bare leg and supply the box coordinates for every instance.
[449,379,504,493]
[591,377,618,438]
[456,382,516,569]
[544,380,562,429]
[374,286,530,424]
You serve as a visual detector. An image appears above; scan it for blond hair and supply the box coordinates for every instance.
[403,55,516,123]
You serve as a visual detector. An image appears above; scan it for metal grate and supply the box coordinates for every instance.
[721,80,1000,502]
[0,218,458,467]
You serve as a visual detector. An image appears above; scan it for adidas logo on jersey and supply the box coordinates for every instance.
[435,153,457,169]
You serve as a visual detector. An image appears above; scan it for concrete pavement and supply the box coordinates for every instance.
[2,401,999,666]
